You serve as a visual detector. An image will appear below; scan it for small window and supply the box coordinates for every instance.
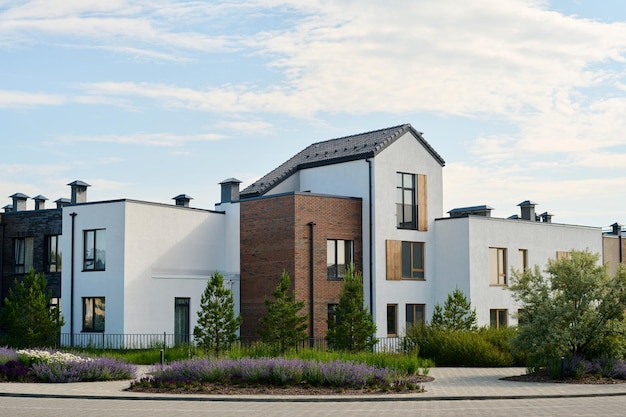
[387,304,398,336]
[84,229,106,271]
[327,239,353,280]
[83,297,105,332]
[406,304,425,330]
[327,303,338,327]
[13,237,34,274]
[489,247,507,285]
[46,235,62,273]
[518,249,527,272]
[517,308,527,326]
[490,309,508,329]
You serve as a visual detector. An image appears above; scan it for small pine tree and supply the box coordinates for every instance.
[193,271,241,357]
[430,287,477,331]
[1,269,64,348]
[259,270,308,354]
[326,264,377,352]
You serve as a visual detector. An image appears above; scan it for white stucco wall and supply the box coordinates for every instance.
[434,215,602,326]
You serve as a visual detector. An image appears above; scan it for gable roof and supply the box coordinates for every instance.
[240,123,445,199]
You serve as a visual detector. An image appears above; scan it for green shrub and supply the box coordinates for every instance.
[408,326,516,367]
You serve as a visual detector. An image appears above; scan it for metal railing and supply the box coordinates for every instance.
[57,333,414,353]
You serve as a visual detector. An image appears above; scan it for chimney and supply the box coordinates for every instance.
[10,193,29,212]
[219,178,242,203]
[68,180,90,205]
[3,204,12,213]
[611,222,622,235]
[518,200,537,221]
[33,195,48,210]
[540,211,554,223]
[55,198,71,209]
[173,194,193,207]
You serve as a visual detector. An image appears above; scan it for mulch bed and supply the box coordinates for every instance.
[502,370,626,385]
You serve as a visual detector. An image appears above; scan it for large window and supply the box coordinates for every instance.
[490,309,508,329]
[84,229,106,271]
[83,297,105,332]
[386,240,425,280]
[327,239,353,280]
[489,247,507,285]
[387,304,398,336]
[396,172,427,231]
[13,237,34,274]
[406,304,425,330]
[46,235,62,273]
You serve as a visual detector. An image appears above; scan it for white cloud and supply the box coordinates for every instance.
[0,89,65,107]
[64,132,225,147]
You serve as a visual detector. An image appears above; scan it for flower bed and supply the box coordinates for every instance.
[0,348,136,382]
[130,357,427,394]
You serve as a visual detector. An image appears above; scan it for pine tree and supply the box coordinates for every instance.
[1,269,64,348]
[259,270,308,354]
[430,287,477,331]
[326,264,377,352]
[193,271,241,357]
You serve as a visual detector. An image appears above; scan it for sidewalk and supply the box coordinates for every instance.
[1,367,626,402]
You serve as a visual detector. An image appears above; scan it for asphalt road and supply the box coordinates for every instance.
[1,395,624,417]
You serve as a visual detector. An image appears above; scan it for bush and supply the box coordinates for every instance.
[0,360,31,381]
[408,326,518,367]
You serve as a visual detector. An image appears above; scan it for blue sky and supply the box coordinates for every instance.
[2,0,626,228]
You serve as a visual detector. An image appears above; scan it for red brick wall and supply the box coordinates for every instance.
[240,193,362,340]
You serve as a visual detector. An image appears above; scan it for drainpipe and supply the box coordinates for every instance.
[620,226,623,264]
[70,212,77,347]
[366,158,374,316]
[308,221,316,346]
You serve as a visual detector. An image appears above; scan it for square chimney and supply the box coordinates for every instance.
[220,178,242,203]
[518,200,537,221]
[10,193,29,212]
[68,180,90,205]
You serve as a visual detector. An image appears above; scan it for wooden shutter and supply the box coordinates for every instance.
[386,240,402,280]
[417,174,428,231]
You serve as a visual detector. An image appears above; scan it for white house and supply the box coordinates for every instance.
[59,191,240,347]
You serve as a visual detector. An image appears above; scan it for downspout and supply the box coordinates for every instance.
[620,227,623,264]
[366,158,374,315]
[307,222,316,347]
[70,212,77,347]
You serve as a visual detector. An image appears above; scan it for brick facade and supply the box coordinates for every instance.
[0,209,63,309]
[240,192,362,340]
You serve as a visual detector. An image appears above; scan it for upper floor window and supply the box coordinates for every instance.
[46,235,62,273]
[489,247,507,285]
[13,237,34,274]
[84,229,106,271]
[386,240,425,280]
[396,172,428,231]
[327,239,353,280]
[518,249,527,272]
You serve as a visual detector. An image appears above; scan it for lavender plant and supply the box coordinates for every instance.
[31,357,136,382]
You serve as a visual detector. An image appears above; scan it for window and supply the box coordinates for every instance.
[327,303,338,327]
[396,172,427,231]
[327,239,353,280]
[386,240,425,280]
[84,229,106,271]
[490,309,508,328]
[406,304,425,330]
[556,251,570,260]
[387,304,398,336]
[46,235,62,273]
[175,298,190,344]
[82,297,105,332]
[13,237,34,274]
[489,247,507,285]
[518,249,527,272]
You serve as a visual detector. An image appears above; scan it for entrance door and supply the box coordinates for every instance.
[174,298,190,344]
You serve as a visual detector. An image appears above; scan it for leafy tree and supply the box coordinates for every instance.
[509,250,626,367]
[259,270,308,354]
[193,271,241,357]
[430,287,477,331]
[0,270,64,348]
[326,264,377,352]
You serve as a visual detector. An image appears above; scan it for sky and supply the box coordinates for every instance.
[2,0,626,229]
